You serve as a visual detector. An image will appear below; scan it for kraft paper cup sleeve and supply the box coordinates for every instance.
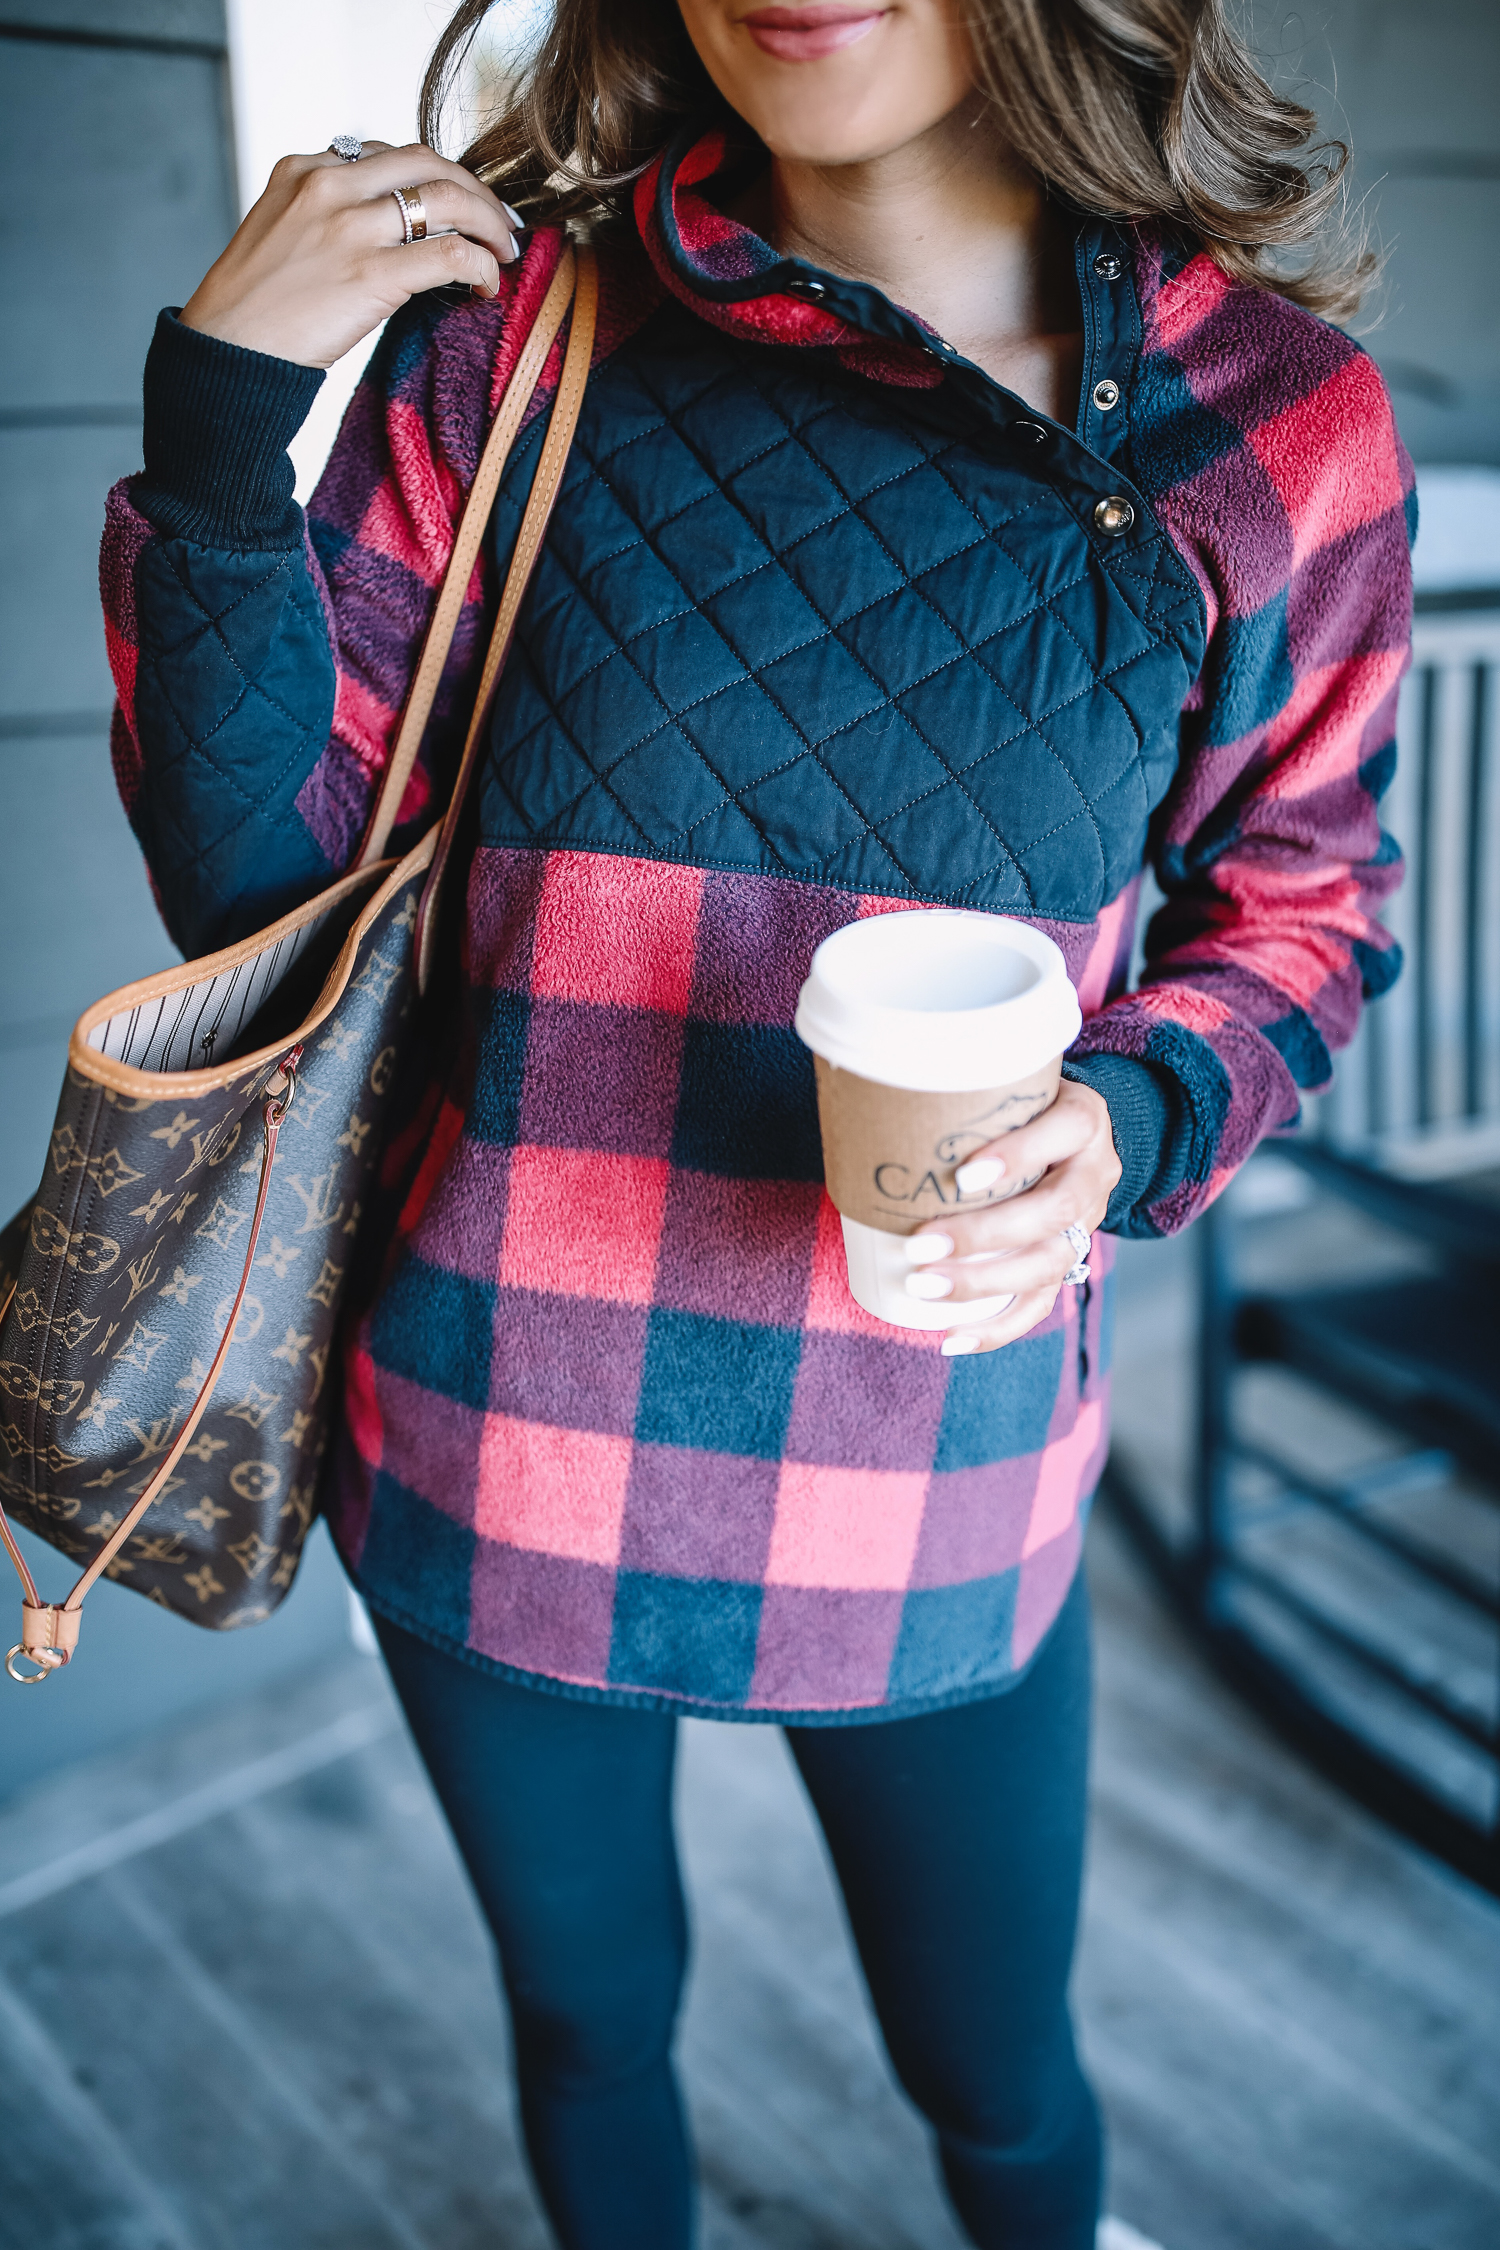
[813,1052,1063,1234]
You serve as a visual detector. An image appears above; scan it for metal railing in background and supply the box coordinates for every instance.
[1313,605,1500,1174]
[1105,596,1500,1893]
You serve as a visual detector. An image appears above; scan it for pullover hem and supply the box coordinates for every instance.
[345,1550,1086,1727]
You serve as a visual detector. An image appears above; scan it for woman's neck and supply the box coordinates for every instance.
[760,101,1082,420]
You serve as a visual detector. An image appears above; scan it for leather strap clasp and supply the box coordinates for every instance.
[24,1602,78,1662]
[8,1602,79,1681]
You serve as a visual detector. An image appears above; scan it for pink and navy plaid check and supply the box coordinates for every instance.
[335,849,1113,1715]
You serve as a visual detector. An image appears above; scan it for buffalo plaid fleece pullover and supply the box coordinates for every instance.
[100,127,1412,1719]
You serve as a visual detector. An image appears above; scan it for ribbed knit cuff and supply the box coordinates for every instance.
[136,308,325,551]
[1062,1052,1180,1234]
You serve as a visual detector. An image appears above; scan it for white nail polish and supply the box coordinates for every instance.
[508,233,521,261]
[905,1271,954,1301]
[954,1156,1004,1195]
[502,202,525,230]
[903,1232,953,1266]
[941,1331,982,1355]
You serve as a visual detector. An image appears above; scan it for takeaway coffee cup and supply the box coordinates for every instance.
[794,912,1082,1331]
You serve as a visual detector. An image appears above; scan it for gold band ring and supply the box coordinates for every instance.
[392,185,428,244]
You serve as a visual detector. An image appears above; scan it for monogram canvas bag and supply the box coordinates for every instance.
[0,247,597,1683]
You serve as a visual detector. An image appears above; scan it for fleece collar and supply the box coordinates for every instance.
[635,125,946,388]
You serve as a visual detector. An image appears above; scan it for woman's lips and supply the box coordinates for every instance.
[741,5,886,61]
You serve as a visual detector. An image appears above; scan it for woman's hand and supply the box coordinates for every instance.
[903,1080,1121,1357]
[180,142,522,369]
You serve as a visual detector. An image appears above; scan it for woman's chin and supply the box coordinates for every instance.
[744,95,938,168]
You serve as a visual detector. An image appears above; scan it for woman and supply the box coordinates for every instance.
[101,1,1410,2242]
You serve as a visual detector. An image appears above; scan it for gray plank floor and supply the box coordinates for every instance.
[1,1244,1497,2249]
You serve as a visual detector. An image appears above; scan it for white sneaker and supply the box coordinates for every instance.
[1099,2222,1166,2250]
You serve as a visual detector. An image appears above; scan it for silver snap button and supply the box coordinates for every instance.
[1092,379,1120,412]
[1093,252,1123,281]
[1093,494,1134,536]
[788,277,826,298]
[1012,420,1048,445]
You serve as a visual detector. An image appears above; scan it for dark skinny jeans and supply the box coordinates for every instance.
[374,1571,1100,2250]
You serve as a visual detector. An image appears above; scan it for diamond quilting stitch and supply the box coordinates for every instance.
[526,500,1060,900]
[482,314,1201,916]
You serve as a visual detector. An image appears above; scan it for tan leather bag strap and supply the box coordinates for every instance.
[414,243,598,991]
[359,242,584,866]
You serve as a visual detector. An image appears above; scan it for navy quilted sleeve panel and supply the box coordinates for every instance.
[127,532,340,953]
[104,311,340,956]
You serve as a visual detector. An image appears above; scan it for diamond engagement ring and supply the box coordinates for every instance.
[392,184,428,243]
[1060,1221,1092,1286]
[328,134,364,161]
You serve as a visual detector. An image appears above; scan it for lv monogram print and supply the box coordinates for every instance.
[0,868,424,1631]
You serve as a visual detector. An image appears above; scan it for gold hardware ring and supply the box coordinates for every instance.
[6,1644,60,1684]
[265,1051,300,1127]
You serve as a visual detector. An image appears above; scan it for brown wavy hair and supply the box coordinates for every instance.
[421,0,1371,320]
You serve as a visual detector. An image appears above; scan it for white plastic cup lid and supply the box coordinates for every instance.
[794,910,1081,1092]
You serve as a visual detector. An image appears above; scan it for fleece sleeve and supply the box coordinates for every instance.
[1067,254,1413,1237]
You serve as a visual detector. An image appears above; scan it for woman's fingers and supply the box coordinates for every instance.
[924,1156,1101,1268]
[906,1228,1078,1306]
[930,1082,1120,1259]
[347,173,520,261]
[276,141,489,206]
[898,1081,1119,1350]
[952,1080,1101,1204]
[368,232,505,300]
[291,149,518,253]
[182,138,523,362]
[309,140,491,198]
[940,1285,1065,1358]
[959,1165,1097,1254]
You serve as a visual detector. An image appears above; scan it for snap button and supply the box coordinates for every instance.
[1012,419,1049,445]
[787,277,826,298]
[1092,379,1120,412]
[1093,494,1135,536]
[1093,251,1123,281]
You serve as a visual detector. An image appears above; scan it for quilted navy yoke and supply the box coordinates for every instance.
[482,295,1205,922]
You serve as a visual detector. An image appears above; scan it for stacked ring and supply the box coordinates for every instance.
[1060,1221,1092,1286]
[392,185,428,243]
[328,134,363,161]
